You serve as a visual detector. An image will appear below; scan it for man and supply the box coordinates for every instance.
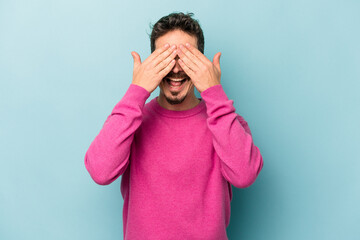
[84,12,264,240]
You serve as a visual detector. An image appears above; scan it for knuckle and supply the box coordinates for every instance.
[163,59,172,69]
[160,61,167,69]
[166,63,173,70]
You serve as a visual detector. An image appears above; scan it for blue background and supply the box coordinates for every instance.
[1,0,359,239]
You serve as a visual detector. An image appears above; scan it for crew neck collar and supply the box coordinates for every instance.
[149,97,206,118]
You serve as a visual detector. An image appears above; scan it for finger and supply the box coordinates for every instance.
[178,58,195,79]
[144,43,170,64]
[131,51,141,68]
[158,59,176,78]
[155,48,177,73]
[179,44,201,68]
[185,43,211,65]
[153,44,177,68]
[177,46,198,72]
[212,52,221,71]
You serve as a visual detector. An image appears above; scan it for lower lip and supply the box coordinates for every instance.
[166,79,188,91]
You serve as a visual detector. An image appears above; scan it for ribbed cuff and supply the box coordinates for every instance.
[111,84,151,114]
[200,84,235,117]
[200,84,229,102]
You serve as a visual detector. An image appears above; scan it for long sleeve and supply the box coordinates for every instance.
[200,84,264,188]
[84,84,150,185]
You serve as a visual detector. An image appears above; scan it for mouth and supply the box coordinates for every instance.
[164,77,190,89]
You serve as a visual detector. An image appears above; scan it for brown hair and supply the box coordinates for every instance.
[150,12,205,53]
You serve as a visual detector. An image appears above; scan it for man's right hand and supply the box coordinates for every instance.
[131,43,177,93]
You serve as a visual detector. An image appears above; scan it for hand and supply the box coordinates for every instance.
[177,43,221,93]
[131,44,177,93]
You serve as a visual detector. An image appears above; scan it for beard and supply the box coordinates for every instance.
[162,72,191,105]
[164,91,188,105]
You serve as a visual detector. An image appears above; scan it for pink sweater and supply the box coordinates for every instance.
[84,84,263,240]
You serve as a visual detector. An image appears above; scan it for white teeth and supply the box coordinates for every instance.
[168,78,186,82]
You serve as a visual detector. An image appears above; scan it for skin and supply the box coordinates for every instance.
[131,29,222,111]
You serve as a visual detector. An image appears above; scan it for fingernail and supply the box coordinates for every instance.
[171,45,176,49]
[165,43,170,47]
[185,43,190,47]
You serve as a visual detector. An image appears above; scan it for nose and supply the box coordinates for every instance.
[171,55,183,73]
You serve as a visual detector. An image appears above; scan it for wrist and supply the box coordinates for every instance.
[131,82,151,93]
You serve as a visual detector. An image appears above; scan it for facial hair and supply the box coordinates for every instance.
[165,90,189,105]
[162,71,191,105]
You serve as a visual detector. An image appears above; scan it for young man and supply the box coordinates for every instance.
[84,12,264,240]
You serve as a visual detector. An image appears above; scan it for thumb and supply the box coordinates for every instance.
[131,51,141,68]
[213,52,221,70]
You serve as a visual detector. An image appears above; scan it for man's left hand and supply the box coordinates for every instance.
[177,43,221,93]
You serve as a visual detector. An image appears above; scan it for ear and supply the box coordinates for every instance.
[131,51,141,68]
[212,52,221,70]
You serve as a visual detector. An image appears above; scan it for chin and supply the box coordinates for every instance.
[164,95,187,105]
[160,78,193,105]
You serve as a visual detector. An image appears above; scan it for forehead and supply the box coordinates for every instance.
[155,29,198,49]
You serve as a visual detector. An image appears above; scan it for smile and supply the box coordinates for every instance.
[166,77,188,82]
[165,77,189,88]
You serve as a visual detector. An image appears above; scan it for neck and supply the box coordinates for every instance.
[157,92,200,111]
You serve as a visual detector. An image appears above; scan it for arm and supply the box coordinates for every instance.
[177,43,263,188]
[201,84,264,188]
[84,43,177,185]
[84,84,150,185]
